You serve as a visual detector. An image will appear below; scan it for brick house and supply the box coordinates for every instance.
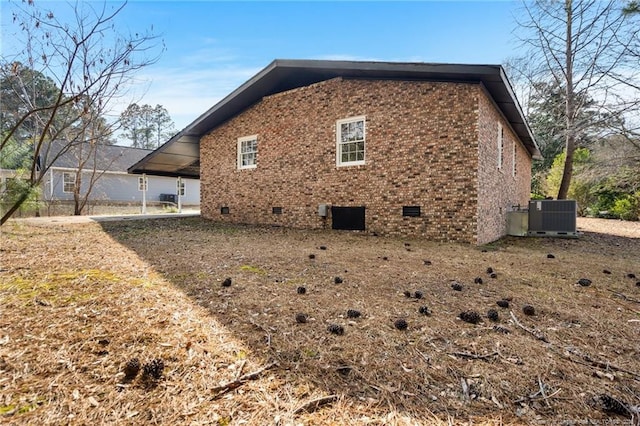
[130,60,540,244]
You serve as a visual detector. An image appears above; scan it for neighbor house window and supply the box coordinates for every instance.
[63,172,76,193]
[497,123,504,171]
[177,179,185,196]
[237,135,258,169]
[512,140,517,177]
[336,116,365,166]
[138,176,147,191]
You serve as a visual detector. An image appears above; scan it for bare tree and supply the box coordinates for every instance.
[63,101,121,216]
[0,0,162,225]
[512,0,640,199]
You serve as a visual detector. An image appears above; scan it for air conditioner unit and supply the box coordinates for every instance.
[528,200,578,237]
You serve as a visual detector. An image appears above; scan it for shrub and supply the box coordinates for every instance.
[610,193,640,221]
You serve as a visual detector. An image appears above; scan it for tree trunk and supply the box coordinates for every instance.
[557,133,575,199]
[558,0,574,200]
[73,174,82,216]
[0,190,31,225]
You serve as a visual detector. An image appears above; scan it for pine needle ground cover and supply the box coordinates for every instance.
[1,217,639,425]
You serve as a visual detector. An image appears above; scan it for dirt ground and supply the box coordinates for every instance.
[1,216,639,425]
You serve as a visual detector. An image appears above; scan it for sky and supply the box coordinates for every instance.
[1,0,526,133]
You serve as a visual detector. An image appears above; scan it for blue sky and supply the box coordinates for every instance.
[2,1,525,131]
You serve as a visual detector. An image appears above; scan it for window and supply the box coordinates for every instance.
[512,140,517,177]
[221,206,230,214]
[237,135,257,169]
[272,207,283,215]
[63,172,76,193]
[177,179,185,196]
[138,176,147,191]
[497,123,504,171]
[337,116,365,166]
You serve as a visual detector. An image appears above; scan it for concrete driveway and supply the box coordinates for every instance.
[7,210,200,225]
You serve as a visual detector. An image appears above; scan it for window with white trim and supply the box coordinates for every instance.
[497,123,504,171]
[512,140,517,177]
[138,176,147,191]
[237,135,258,169]
[336,116,365,166]
[63,172,76,193]
[177,179,185,196]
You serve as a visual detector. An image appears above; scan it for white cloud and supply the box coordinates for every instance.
[111,62,261,130]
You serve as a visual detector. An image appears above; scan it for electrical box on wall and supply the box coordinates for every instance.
[318,204,329,217]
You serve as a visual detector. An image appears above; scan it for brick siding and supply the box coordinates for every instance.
[200,77,532,244]
[476,88,532,244]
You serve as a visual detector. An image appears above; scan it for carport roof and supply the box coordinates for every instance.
[128,59,540,178]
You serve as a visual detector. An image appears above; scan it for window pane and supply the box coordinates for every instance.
[356,151,364,161]
[354,121,363,139]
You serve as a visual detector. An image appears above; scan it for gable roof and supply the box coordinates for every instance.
[129,59,541,178]
[48,141,153,173]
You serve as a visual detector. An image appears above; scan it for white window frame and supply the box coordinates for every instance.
[177,179,185,196]
[63,172,76,193]
[237,135,258,170]
[138,176,148,191]
[336,116,366,167]
[512,139,517,177]
[497,123,504,171]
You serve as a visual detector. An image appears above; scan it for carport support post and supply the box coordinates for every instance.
[177,176,182,213]
[141,173,147,214]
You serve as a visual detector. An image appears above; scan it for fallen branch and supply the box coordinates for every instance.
[450,351,499,361]
[538,376,551,408]
[560,347,640,380]
[510,311,549,343]
[211,361,278,400]
[514,387,562,404]
[293,394,339,414]
[608,290,640,304]
[460,378,470,402]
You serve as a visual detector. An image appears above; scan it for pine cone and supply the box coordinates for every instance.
[221,277,232,287]
[295,313,308,323]
[327,324,344,335]
[394,318,408,330]
[459,311,481,324]
[346,309,361,319]
[296,286,306,295]
[487,309,499,321]
[595,394,631,417]
[578,278,592,287]
[142,358,164,381]
[493,325,511,334]
[496,300,509,308]
[418,306,431,316]
[522,305,536,316]
[123,358,140,380]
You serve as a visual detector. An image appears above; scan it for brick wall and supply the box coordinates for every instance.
[476,87,533,244]
[200,77,531,244]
